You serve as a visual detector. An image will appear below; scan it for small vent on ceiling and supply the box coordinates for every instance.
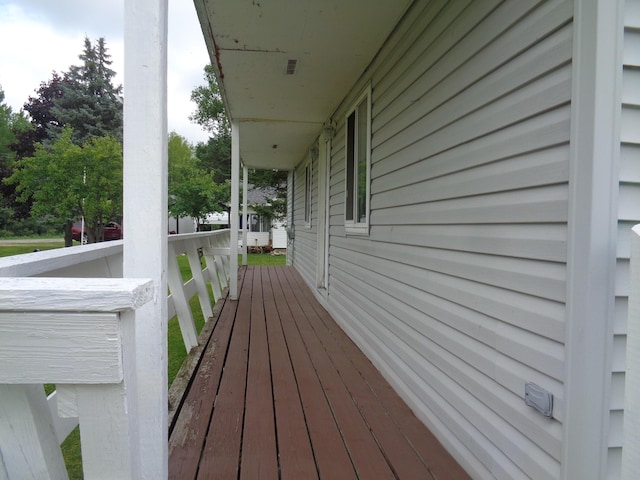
[285,59,297,75]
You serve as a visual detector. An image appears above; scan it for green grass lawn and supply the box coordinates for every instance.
[1,242,285,479]
[0,241,66,257]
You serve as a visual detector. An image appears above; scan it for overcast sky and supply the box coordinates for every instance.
[0,0,211,145]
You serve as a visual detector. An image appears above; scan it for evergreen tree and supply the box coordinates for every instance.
[52,37,123,145]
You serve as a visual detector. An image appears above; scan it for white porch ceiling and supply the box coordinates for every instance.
[193,0,412,170]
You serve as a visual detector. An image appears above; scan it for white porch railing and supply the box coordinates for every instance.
[0,230,230,479]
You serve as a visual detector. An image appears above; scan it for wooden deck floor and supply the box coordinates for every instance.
[168,266,469,480]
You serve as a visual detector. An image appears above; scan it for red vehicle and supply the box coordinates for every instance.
[72,221,123,243]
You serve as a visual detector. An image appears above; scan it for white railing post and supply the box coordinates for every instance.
[623,225,640,479]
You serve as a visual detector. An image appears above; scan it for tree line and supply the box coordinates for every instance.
[0,38,286,245]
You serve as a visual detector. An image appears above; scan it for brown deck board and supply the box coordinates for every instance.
[169,266,469,479]
[261,267,319,480]
[240,266,278,479]
[268,266,358,479]
[196,268,252,479]
[273,267,396,480]
[168,268,246,480]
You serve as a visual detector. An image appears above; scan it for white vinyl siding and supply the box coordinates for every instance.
[612,1,640,477]
[286,171,294,266]
[304,160,312,228]
[293,151,319,287]
[323,1,573,478]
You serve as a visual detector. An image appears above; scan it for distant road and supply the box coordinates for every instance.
[0,238,64,245]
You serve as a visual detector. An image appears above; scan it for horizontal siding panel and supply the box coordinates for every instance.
[374,0,490,116]
[331,245,565,343]
[622,67,640,105]
[375,0,558,132]
[619,144,640,183]
[329,282,562,479]
[621,107,640,143]
[333,260,563,384]
[608,448,623,480]
[368,0,451,89]
[371,184,568,225]
[615,297,628,336]
[372,146,569,209]
[609,410,624,448]
[617,221,637,260]
[373,224,567,262]
[612,335,627,373]
[333,236,566,302]
[627,0,640,27]
[329,260,565,388]
[617,182,640,221]
[374,65,572,174]
[617,258,630,297]
[610,372,625,410]
[375,16,573,151]
[623,28,640,66]
[373,107,571,193]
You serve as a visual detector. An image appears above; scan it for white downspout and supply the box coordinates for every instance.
[230,122,240,299]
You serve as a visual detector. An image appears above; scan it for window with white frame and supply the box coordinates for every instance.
[304,160,312,228]
[344,86,371,235]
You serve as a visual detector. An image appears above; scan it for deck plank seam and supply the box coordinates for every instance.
[274,267,388,479]
[263,266,321,480]
[194,267,250,480]
[269,266,358,479]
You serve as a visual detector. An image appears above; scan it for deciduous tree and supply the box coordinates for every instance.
[7,127,122,244]
[168,132,228,229]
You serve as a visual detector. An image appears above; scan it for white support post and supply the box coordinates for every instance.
[123,0,168,477]
[230,122,240,299]
[242,165,248,266]
[563,1,623,479]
